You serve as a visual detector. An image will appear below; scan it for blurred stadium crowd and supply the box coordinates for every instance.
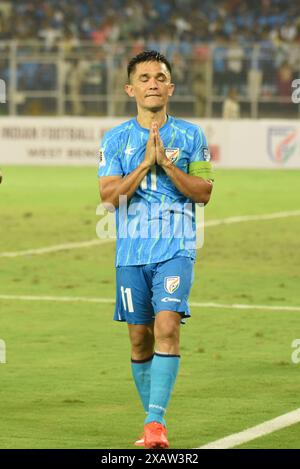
[0,0,299,117]
[1,0,300,44]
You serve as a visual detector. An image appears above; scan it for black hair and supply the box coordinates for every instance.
[127,50,172,79]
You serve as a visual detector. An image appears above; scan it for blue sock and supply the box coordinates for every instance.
[131,355,153,413]
[145,352,180,426]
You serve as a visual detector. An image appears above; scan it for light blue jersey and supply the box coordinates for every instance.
[98,115,211,267]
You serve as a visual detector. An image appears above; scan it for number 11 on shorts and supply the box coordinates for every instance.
[120,286,134,312]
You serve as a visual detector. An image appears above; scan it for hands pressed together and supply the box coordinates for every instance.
[143,121,171,169]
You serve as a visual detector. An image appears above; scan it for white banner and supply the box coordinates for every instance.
[0,117,124,166]
[1,117,300,168]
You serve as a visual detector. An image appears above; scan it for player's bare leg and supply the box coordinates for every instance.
[143,311,181,448]
[128,323,155,361]
[154,310,181,355]
[128,323,155,446]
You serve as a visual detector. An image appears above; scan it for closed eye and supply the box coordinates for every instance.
[138,74,168,82]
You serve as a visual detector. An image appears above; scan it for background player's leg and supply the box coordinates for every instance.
[128,323,154,414]
[145,311,181,425]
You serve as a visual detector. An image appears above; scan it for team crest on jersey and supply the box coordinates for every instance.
[165,148,180,164]
[164,276,180,294]
[98,148,106,167]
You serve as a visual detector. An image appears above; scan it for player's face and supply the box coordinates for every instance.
[125,61,175,111]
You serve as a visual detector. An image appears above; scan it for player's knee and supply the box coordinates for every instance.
[130,329,154,356]
[155,322,179,344]
[155,312,181,344]
[155,327,180,355]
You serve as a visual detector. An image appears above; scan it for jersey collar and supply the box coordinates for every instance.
[133,115,172,134]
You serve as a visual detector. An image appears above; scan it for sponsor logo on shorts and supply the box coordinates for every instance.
[164,276,180,294]
[161,297,181,303]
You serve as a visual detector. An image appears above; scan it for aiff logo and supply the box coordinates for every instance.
[267,127,298,164]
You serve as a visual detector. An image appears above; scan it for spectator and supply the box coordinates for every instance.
[222,87,240,118]
[226,36,245,92]
[212,34,228,95]
[192,72,207,117]
[276,61,293,97]
[65,58,87,115]
[111,56,129,116]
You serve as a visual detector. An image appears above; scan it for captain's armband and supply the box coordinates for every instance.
[188,161,214,181]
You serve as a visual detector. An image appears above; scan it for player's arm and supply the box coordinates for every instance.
[154,124,213,205]
[98,126,156,208]
[160,161,213,204]
[99,162,149,209]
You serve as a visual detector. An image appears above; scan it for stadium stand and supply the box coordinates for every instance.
[0,0,299,117]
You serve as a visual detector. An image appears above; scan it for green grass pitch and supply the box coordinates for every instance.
[0,166,300,449]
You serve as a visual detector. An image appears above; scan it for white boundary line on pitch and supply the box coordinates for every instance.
[197,408,300,449]
[0,238,112,258]
[204,209,300,227]
[0,294,300,312]
[1,209,300,258]
[0,294,115,304]
[190,302,300,312]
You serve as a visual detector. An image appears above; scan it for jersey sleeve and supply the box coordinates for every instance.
[188,127,214,181]
[97,130,124,177]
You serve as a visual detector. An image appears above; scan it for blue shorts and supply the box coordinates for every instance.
[114,256,195,325]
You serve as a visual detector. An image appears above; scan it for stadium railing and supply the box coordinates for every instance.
[0,40,299,118]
